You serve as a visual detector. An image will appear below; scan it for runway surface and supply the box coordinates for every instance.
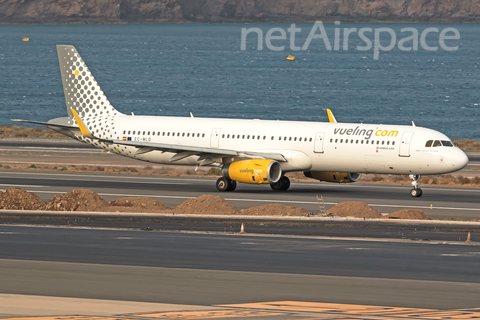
[0,224,479,312]
[1,169,479,220]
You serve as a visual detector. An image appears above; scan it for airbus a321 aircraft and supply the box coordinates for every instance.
[14,45,469,197]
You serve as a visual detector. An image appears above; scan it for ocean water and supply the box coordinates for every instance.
[0,23,479,139]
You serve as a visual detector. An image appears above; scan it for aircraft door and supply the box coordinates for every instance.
[314,132,325,153]
[399,131,414,157]
[210,128,221,148]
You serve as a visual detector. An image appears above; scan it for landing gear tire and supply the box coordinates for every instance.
[410,188,423,198]
[270,176,290,191]
[227,180,237,191]
[216,177,236,192]
[409,174,423,197]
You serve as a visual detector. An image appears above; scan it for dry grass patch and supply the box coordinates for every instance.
[0,125,66,138]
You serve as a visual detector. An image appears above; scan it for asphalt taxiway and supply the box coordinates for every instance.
[0,225,479,312]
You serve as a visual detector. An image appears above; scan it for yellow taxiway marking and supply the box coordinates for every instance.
[219,301,480,319]
[1,317,121,320]
[129,309,285,319]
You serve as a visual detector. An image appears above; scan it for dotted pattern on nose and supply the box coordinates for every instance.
[57,45,123,140]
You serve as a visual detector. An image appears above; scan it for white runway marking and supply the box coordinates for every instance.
[0,184,46,188]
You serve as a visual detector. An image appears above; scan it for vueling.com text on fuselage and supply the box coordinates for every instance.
[333,127,399,140]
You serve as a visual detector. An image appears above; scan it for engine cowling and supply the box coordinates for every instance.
[222,160,282,184]
[304,171,361,183]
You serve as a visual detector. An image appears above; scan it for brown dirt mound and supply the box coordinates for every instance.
[386,209,431,220]
[109,197,171,213]
[46,189,109,211]
[240,204,307,216]
[0,187,46,210]
[174,194,239,215]
[327,201,383,218]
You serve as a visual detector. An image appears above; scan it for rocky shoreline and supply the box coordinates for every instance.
[2,0,480,24]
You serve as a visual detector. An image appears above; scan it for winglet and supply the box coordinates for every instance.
[326,109,337,123]
[70,109,90,136]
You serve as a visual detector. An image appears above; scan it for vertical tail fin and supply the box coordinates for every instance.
[57,45,123,119]
[57,45,123,139]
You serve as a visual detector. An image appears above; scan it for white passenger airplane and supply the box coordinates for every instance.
[14,45,469,197]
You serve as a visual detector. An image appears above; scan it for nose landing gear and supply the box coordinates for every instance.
[409,174,423,197]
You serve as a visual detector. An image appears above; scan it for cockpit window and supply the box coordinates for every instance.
[441,140,454,147]
[425,140,433,147]
[433,140,442,147]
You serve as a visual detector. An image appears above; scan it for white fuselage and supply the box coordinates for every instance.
[79,115,468,175]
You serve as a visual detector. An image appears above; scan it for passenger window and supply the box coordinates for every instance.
[279,137,281,140]
[167,132,170,136]
[143,131,145,135]
[361,140,364,144]
[284,137,287,141]
[309,138,312,142]
[387,141,390,145]
[345,139,348,143]
[335,139,338,143]
[356,140,358,144]
[392,141,395,145]
[289,137,292,141]
[377,141,380,145]
[425,140,433,147]
[329,138,332,143]
[382,141,385,145]
[133,131,136,135]
[340,139,343,143]
[123,130,126,134]
[148,132,151,135]
[294,137,297,141]
[433,140,442,147]
[162,132,165,136]
[441,140,454,147]
[152,132,155,136]
[236,135,239,138]
[257,135,260,139]
[263,136,266,140]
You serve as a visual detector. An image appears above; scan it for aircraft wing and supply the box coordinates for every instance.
[107,139,286,163]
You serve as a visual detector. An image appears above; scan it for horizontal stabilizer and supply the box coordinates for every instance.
[12,119,79,130]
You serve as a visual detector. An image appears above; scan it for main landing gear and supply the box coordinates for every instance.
[216,176,291,192]
[216,177,237,192]
[270,176,290,191]
[409,174,423,197]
